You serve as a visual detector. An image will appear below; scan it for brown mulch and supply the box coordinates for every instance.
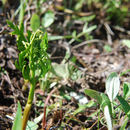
[0,1,130,129]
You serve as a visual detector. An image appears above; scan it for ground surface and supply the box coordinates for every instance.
[0,0,130,130]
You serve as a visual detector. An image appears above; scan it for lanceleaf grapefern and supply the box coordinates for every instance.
[7,20,51,130]
[15,29,50,81]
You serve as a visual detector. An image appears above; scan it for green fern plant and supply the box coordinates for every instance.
[7,20,51,130]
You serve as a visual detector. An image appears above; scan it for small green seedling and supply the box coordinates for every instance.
[7,20,51,130]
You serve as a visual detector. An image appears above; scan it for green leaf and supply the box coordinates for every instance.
[104,45,112,52]
[104,105,112,130]
[27,30,32,42]
[19,0,26,26]
[100,94,112,130]
[84,89,102,104]
[7,20,16,30]
[7,20,27,51]
[19,48,29,70]
[40,32,48,51]
[29,30,51,79]
[22,65,30,80]
[120,69,130,76]
[12,102,22,130]
[30,14,40,31]
[83,25,97,34]
[74,0,84,11]
[122,39,130,48]
[42,10,55,28]
[84,89,112,129]
[120,117,129,130]
[20,22,24,34]
[7,20,20,35]
[117,95,130,119]
[51,63,70,79]
[2,0,6,5]
[73,101,96,115]
[60,91,71,101]
[26,121,38,130]
[15,60,20,70]
[80,15,95,22]
[106,72,120,102]
[100,93,112,116]
[48,35,64,41]
[16,30,50,81]
[123,82,130,100]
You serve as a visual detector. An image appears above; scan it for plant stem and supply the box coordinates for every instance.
[42,86,59,129]
[22,80,36,130]
[111,102,114,126]
[22,79,29,92]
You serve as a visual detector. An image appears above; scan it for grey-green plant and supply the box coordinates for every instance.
[84,72,130,130]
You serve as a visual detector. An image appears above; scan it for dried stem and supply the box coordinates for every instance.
[42,87,59,130]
